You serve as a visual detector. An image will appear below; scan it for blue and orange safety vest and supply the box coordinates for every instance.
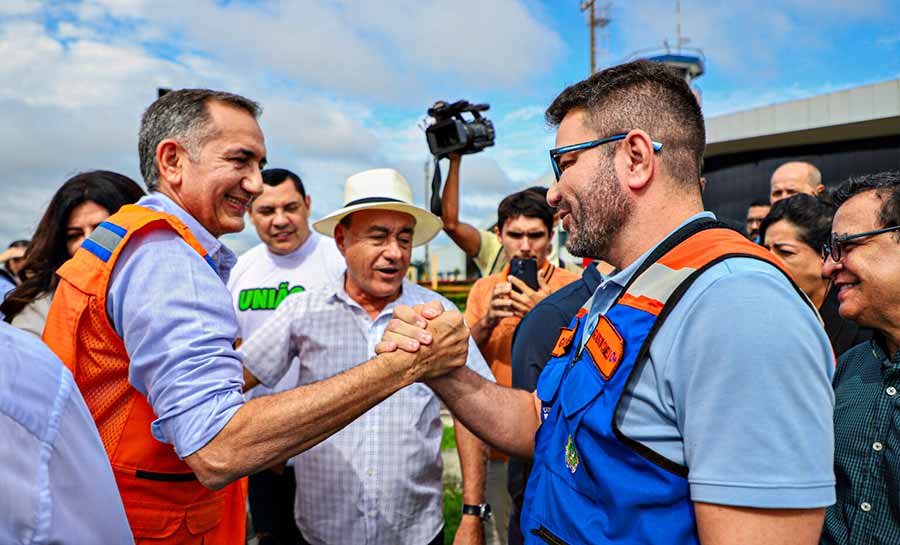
[520,219,807,545]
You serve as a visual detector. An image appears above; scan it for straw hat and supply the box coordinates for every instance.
[313,168,443,247]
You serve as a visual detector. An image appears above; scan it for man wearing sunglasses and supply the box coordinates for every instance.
[821,172,900,545]
[377,60,835,545]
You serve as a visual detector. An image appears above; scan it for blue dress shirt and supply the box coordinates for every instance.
[0,321,133,544]
[106,192,245,458]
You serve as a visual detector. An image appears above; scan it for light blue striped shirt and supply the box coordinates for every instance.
[241,278,494,545]
[0,321,132,544]
[106,192,245,458]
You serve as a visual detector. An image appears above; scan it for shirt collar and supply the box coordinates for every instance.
[870,332,900,369]
[600,211,717,290]
[138,192,236,279]
[328,275,409,319]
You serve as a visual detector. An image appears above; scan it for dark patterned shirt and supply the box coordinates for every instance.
[822,337,900,545]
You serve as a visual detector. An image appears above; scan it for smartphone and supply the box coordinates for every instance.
[509,258,539,291]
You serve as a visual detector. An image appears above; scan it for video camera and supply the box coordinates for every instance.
[424,100,495,216]
[425,100,495,157]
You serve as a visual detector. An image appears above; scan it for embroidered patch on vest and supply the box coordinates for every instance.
[585,315,625,380]
[565,434,579,473]
[550,326,576,358]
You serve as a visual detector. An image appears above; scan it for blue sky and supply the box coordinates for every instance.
[2,0,900,269]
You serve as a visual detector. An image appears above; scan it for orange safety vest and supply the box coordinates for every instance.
[43,204,247,544]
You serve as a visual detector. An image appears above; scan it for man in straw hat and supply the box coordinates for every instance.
[241,168,494,545]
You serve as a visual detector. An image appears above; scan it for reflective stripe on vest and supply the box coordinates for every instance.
[520,220,810,545]
[82,218,218,273]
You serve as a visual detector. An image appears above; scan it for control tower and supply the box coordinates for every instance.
[632,0,705,86]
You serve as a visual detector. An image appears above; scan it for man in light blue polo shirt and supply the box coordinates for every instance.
[379,60,835,545]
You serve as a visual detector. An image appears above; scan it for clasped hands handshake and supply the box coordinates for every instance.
[376,301,469,382]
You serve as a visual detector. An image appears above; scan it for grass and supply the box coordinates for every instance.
[443,480,463,544]
[441,425,457,451]
[441,425,462,544]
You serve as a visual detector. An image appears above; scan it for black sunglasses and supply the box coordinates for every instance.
[821,225,900,262]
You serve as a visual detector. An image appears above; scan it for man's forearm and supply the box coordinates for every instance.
[441,157,482,257]
[469,316,495,349]
[185,350,419,489]
[429,367,538,459]
[454,417,486,504]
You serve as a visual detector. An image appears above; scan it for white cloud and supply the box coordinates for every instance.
[0,0,40,17]
[343,0,565,92]
[501,106,546,125]
[82,0,563,104]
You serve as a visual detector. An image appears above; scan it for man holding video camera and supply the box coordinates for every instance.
[464,189,579,545]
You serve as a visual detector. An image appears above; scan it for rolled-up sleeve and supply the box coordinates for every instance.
[107,229,245,458]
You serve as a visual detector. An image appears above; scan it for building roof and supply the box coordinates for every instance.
[705,78,900,158]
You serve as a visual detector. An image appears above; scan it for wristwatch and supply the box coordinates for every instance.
[461,503,492,521]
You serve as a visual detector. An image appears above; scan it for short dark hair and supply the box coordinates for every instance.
[262,168,306,198]
[139,89,261,191]
[497,190,554,235]
[758,194,834,252]
[748,198,770,209]
[832,171,900,229]
[524,186,549,200]
[546,60,705,189]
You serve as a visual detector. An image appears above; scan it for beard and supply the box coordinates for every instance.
[563,160,631,259]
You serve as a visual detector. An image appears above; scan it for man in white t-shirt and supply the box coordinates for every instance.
[228,167,344,545]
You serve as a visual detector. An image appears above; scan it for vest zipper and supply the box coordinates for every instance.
[572,349,583,367]
[530,525,570,545]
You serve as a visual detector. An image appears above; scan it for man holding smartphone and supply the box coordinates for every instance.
[464,189,579,545]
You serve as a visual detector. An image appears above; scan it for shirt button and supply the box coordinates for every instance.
[887,387,897,396]
[860,502,872,512]
[873,442,884,452]
[367,468,374,476]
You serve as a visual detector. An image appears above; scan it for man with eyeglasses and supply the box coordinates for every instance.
[377,60,835,545]
[821,172,900,545]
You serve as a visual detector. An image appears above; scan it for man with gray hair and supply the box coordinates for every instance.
[770,161,824,204]
[42,89,473,543]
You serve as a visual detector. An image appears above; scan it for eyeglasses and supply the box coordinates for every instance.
[821,225,900,262]
[549,133,663,181]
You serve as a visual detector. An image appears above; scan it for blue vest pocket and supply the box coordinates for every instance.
[536,356,569,403]
[559,358,606,420]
